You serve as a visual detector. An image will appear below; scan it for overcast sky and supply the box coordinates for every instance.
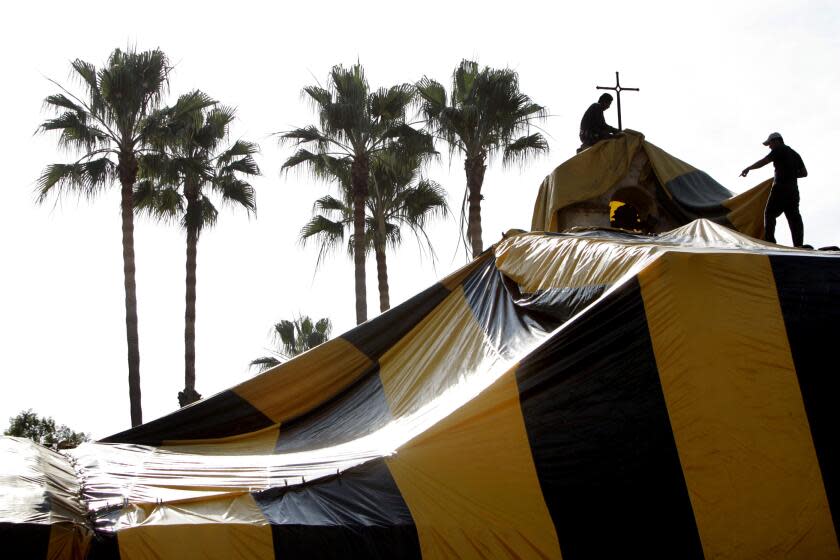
[1,0,838,439]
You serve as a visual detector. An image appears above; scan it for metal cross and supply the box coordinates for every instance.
[596,72,639,131]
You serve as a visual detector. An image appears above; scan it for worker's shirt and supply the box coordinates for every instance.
[580,103,616,135]
[768,144,805,184]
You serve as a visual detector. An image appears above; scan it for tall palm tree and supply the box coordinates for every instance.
[250,316,332,372]
[35,48,198,427]
[280,63,430,324]
[416,60,548,258]
[135,96,259,407]
[300,152,447,312]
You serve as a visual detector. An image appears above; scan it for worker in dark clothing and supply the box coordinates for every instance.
[741,132,807,247]
[579,93,621,150]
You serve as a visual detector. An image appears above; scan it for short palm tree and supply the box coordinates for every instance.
[35,48,197,427]
[416,60,548,258]
[280,63,430,324]
[300,151,447,312]
[250,316,332,372]
[368,151,448,311]
[135,96,259,407]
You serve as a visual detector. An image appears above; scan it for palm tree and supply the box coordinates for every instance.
[280,63,430,324]
[416,60,548,258]
[35,48,198,427]
[135,96,259,407]
[250,316,332,372]
[300,151,447,312]
[368,151,448,311]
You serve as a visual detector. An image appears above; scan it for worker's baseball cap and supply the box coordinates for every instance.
[763,132,783,145]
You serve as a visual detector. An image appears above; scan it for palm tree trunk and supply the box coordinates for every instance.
[351,157,369,324]
[179,205,201,408]
[118,156,142,427]
[374,219,390,312]
[465,155,487,259]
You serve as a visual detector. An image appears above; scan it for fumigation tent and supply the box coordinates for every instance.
[2,137,838,559]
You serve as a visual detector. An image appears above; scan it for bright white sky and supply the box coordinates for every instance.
[1,0,838,439]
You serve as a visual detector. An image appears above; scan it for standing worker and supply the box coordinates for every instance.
[740,132,807,247]
[579,93,621,151]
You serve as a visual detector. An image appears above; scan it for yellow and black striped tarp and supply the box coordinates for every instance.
[0,437,91,560]
[531,131,772,239]
[3,220,838,559]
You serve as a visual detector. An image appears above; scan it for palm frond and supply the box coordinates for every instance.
[99,48,171,125]
[70,59,98,93]
[282,151,349,187]
[303,86,332,109]
[385,125,437,162]
[141,90,218,148]
[415,78,447,116]
[183,196,218,234]
[39,111,110,152]
[299,214,347,269]
[453,60,480,104]
[313,318,332,338]
[43,94,86,114]
[502,133,548,167]
[68,59,103,116]
[313,194,351,215]
[330,64,369,109]
[398,179,449,223]
[213,175,256,213]
[173,90,218,122]
[36,159,116,202]
[218,140,259,165]
[313,154,351,185]
[300,214,346,245]
[221,154,260,177]
[138,152,178,185]
[281,148,322,172]
[278,126,330,146]
[133,180,184,223]
[273,320,298,356]
[203,103,234,132]
[321,102,365,138]
[249,356,283,373]
[369,84,415,120]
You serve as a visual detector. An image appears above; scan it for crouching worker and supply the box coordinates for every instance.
[740,132,807,247]
[579,93,621,151]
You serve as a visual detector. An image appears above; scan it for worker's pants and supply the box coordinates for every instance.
[764,180,804,247]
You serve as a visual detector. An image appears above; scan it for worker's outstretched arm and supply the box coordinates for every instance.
[740,155,772,177]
